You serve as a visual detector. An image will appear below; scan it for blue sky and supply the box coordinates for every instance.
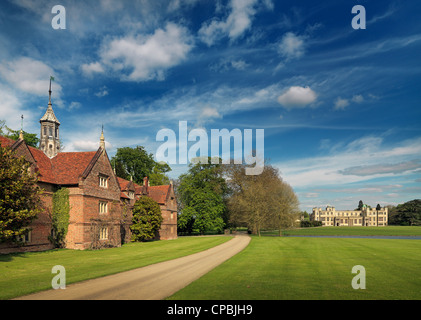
[0,0,420,211]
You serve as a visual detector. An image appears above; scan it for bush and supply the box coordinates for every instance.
[300,220,322,228]
[130,197,162,242]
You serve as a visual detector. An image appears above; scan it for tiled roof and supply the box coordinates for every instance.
[29,146,57,184]
[117,175,172,204]
[148,185,171,204]
[1,135,101,185]
[51,151,99,185]
[0,136,15,148]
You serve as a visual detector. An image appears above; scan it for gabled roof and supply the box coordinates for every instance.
[148,185,172,205]
[29,146,57,184]
[117,177,135,192]
[117,176,172,205]
[1,135,104,185]
[51,151,99,185]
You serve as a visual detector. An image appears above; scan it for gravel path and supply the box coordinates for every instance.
[15,235,250,300]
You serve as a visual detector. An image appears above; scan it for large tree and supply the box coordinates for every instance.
[111,146,171,186]
[0,144,42,243]
[226,164,299,236]
[177,159,228,234]
[389,199,421,226]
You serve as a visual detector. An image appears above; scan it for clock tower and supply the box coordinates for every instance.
[39,77,60,158]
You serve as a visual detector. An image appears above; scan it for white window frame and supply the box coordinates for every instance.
[99,201,108,214]
[99,227,108,240]
[99,175,108,188]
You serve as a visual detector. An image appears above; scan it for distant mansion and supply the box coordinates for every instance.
[311,205,388,227]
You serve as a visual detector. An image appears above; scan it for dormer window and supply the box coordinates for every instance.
[99,175,108,188]
[128,191,134,199]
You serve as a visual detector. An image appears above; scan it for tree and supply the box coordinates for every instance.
[130,196,163,241]
[226,163,299,236]
[376,203,381,227]
[111,146,171,186]
[389,199,421,226]
[0,120,40,148]
[149,162,171,186]
[177,158,228,234]
[357,200,364,211]
[0,144,42,243]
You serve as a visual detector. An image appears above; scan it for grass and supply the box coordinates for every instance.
[169,235,421,300]
[266,225,421,236]
[0,236,232,300]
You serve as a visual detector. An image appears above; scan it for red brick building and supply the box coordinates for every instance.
[0,90,177,254]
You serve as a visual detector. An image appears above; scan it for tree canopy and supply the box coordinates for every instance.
[0,144,42,243]
[111,146,171,186]
[226,163,299,236]
[389,199,421,226]
[0,120,39,148]
[177,158,228,234]
[130,196,163,241]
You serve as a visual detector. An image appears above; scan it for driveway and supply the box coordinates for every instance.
[15,234,250,300]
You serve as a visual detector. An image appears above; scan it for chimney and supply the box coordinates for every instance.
[142,177,149,195]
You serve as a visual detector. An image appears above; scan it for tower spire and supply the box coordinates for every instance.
[19,115,24,140]
[39,77,60,158]
[49,76,54,105]
[100,124,105,150]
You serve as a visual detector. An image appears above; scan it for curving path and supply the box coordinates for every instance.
[15,234,250,300]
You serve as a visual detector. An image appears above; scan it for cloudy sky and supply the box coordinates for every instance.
[0,0,420,211]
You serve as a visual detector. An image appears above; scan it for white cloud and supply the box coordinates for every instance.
[277,86,317,109]
[340,160,421,176]
[69,102,82,110]
[100,22,193,82]
[334,97,349,110]
[275,135,421,189]
[0,85,33,130]
[278,32,306,60]
[200,106,221,119]
[81,62,105,77]
[95,86,109,98]
[71,140,112,152]
[0,57,61,97]
[352,95,364,103]
[199,0,272,46]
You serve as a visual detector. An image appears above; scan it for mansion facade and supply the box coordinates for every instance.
[0,84,177,254]
[311,205,388,227]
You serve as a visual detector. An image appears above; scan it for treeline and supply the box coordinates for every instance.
[388,199,421,226]
[176,158,300,236]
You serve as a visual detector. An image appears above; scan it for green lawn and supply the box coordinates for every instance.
[169,235,421,300]
[0,236,232,300]
[281,225,421,236]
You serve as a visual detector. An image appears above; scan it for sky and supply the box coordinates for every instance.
[0,0,420,212]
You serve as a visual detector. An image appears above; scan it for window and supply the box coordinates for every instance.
[99,228,108,240]
[99,175,108,188]
[128,191,134,199]
[16,231,31,243]
[99,201,108,214]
